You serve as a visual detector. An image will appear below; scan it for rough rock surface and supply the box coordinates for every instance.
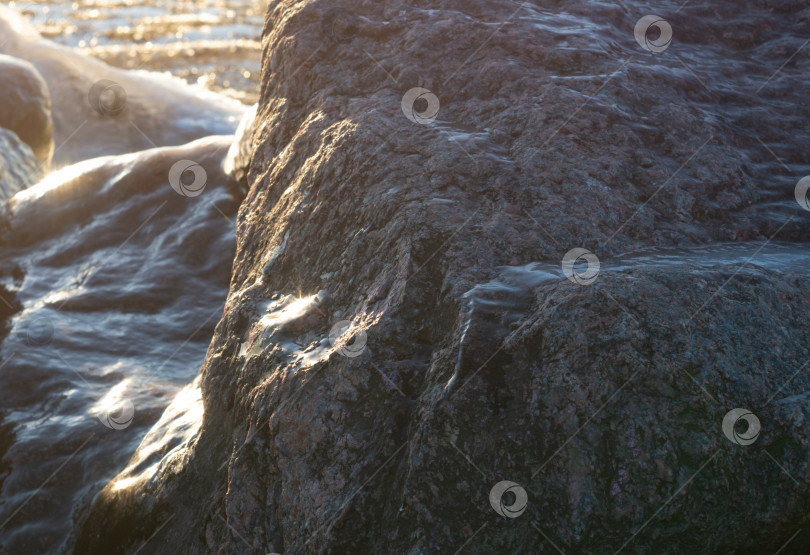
[75,0,810,553]
[0,54,53,169]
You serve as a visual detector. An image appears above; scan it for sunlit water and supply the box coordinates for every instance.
[8,0,263,104]
[0,2,259,552]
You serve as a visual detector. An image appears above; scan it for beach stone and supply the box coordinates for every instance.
[0,54,53,169]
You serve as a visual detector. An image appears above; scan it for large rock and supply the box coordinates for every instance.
[74,0,810,553]
[0,54,53,169]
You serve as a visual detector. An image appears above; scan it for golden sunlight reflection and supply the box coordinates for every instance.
[91,378,133,418]
[259,293,319,330]
[111,380,203,492]
[13,156,112,203]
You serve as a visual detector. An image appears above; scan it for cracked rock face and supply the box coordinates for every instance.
[76,0,810,553]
